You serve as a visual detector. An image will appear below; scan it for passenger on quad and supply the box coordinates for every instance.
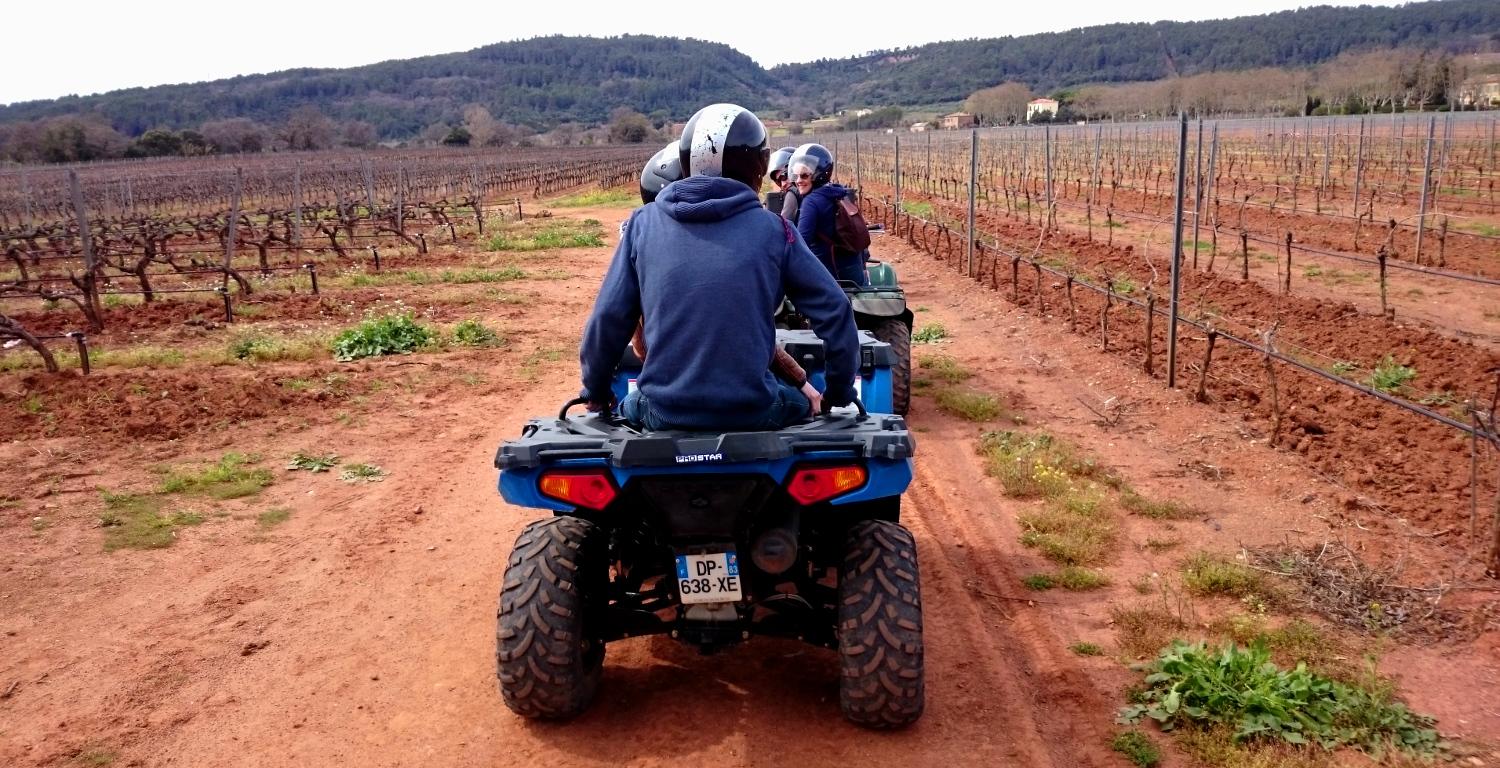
[631,144,825,414]
[578,104,859,432]
[790,143,868,287]
[766,145,801,221]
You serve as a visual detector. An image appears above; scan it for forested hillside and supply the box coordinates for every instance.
[0,0,1496,154]
[776,0,1500,107]
[0,36,775,139]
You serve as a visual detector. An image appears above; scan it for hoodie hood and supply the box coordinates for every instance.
[809,183,848,202]
[655,176,763,223]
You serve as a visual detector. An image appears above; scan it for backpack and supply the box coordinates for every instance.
[827,196,872,257]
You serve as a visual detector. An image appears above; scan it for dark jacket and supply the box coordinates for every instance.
[780,187,802,224]
[797,183,851,272]
[579,176,859,431]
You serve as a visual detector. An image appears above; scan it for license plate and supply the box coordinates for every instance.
[675,551,742,605]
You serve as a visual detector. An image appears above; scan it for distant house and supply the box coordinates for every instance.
[853,108,874,117]
[1026,98,1059,122]
[910,122,928,132]
[807,117,841,133]
[941,112,976,130]
[1459,74,1500,107]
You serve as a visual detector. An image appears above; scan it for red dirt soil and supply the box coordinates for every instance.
[2,202,1499,767]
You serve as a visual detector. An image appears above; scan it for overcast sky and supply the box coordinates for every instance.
[4,0,1407,106]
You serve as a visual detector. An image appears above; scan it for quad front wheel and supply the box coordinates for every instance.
[496,516,606,718]
[837,519,925,728]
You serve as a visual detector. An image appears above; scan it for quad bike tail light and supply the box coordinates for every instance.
[539,469,617,510]
[786,465,867,505]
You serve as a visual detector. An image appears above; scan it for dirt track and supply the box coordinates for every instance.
[4,203,1500,767]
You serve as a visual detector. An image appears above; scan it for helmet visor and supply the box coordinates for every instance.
[788,156,820,182]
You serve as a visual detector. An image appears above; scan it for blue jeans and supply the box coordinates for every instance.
[620,382,811,432]
[835,257,869,287]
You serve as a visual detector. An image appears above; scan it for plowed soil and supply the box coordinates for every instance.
[3,199,1500,768]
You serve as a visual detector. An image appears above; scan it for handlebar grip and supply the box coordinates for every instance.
[559,397,590,420]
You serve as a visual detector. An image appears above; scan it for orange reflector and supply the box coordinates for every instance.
[539,470,617,510]
[786,465,867,505]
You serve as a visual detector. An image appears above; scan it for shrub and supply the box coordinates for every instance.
[1071,641,1105,656]
[332,314,433,361]
[1119,641,1439,755]
[912,322,947,343]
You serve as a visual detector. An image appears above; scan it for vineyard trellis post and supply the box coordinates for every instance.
[926,130,932,196]
[361,157,377,215]
[224,167,243,291]
[894,134,901,214]
[1166,112,1189,388]
[855,132,862,193]
[1352,117,1366,249]
[67,169,102,331]
[22,168,33,234]
[1044,123,1053,231]
[967,129,977,278]
[293,162,303,246]
[1192,117,1204,269]
[1206,124,1220,266]
[1415,116,1435,265]
[1089,125,1102,240]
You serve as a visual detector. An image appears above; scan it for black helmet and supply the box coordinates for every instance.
[678,104,770,190]
[639,142,683,204]
[768,146,796,184]
[787,143,834,187]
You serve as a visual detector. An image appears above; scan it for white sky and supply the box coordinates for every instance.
[3,0,1406,106]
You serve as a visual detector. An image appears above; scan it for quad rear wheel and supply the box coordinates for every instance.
[837,519,925,728]
[496,516,606,719]
[870,318,911,416]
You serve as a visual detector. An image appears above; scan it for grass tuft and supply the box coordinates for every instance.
[917,353,971,384]
[1058,566,1111,591]
[1121,490,1200,520]
[935,389,1004,421]
[158,453,273,499]
[1365,354,1417,394]
[339,463,387,483]
[551,188,638,208]
[1022,573,1055,591]
[979,430,1106,499]
[1071,641,1105,656]
[912,322,948,343]
[99,491,203,551]
[1110,730,1160,767]
[256,508,291,529]
[452,318,503,347]
[1182,552,1266,599]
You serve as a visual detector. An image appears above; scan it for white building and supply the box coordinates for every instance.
[1026,98,1059,122]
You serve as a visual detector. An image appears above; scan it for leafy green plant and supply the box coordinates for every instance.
[339,463,387,483]
[912,322,947,343]
[1110,730,1160,767]
[1071,641,1105,656]
[1118,640,1439,756]
[286,452,339,473]
[1365,354,1416,394]
[979,430,1105,499]
[332,314,434,361]
[158,454,273,499]
[452,319,502,347]
[1330,360,1358,376]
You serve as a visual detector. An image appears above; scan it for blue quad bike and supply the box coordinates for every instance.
[492,330,923,728]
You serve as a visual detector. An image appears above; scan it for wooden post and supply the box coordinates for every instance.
[1241,230,1250,280]
[1144,292,1156,375]
[1066,275,1077,331]
[1473,396,1481,544]
[1352,118,1366,251]
[967,129,977,278]
[293,162,303,246]
[1034,262,1044,313]
[1263,326,1281,441]
[1415,117,1435,264]
[1011,257,1020,302]
[1192,117,1204,269]
[1101,285,1112,350]
[1283,230,1293,294]
[361,157,377,215]
[21,169,34,234]
[67,170,102,330]
[225,167,243,290]
[1195,329,1218,403]
[1167,112,1188,388]
[894,133,901,212]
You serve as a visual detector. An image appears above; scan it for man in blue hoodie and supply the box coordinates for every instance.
[577,104,860,432]
[790,143,868,287]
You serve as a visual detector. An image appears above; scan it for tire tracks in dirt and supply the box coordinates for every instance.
[902,418,1119,768]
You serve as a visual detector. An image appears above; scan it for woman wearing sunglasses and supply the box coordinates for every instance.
[789,143,867,286]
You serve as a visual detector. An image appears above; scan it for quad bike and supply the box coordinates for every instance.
[770,190,912,416]
[492,330,924,728]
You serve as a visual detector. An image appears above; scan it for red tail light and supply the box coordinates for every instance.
[786,465,867,505]
[539,470,617,510]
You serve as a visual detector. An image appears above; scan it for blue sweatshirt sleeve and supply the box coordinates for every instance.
[796,194,828,263]
[578,220,642,403]
[781,226,859,406]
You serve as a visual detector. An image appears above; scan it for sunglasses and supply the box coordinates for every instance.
[794,173,813,180]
